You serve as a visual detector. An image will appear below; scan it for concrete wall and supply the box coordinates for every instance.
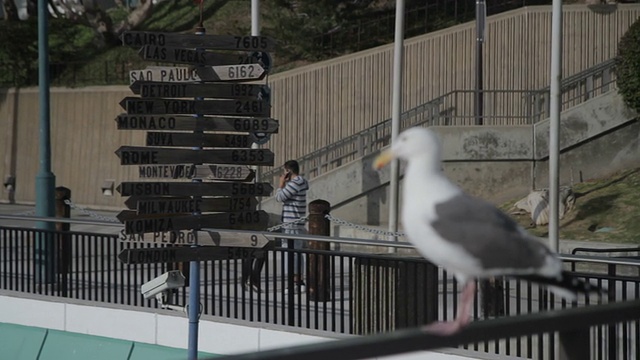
[0,290,506,360]
[260,91,638,228]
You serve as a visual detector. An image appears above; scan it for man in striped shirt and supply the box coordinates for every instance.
[276,160,309,293]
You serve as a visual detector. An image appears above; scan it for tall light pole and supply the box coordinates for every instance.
[388,0,405,248]
[475,0,486,126]
[36,0,56,284]
[549,0,562,252]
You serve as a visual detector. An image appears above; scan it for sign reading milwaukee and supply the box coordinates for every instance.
[138,199,202,214]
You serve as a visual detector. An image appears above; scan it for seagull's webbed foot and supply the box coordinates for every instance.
[421,281,476,336]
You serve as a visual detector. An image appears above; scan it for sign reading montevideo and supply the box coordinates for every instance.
[137,164,255,181]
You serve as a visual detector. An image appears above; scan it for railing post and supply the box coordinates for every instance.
[608,264,618,359]
[55,186,71,297]
[558,328,591,360]
[307,199,331,302]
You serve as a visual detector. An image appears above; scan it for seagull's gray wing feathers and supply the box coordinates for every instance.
[430,194,553,273]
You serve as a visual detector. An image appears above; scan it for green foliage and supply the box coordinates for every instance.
[616,17,640,113]
[0,18,100,87]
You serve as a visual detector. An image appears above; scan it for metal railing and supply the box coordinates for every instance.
[260,58,618,184]
[209,299,640,360]
[1,215,639,359]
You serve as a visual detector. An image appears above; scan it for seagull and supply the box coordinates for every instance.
[373,126,600,335]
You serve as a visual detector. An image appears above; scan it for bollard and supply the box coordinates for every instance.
[55,187,71,296]
[307,199,331,302]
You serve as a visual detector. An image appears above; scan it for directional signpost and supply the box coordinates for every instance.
[145,132,254,147]
[131,81,268,100]
[121,31,275,51]
[115,146,274,166]
[116,181,273,197]
[139,45,268,67]
[121,210,269,234]
[116,114,279,133]
[123,196,258,213]
[119,229,271,248]
[118,244,270,264]
[118,26,279,360]
[119,97,270,116]
[136,164,255,181]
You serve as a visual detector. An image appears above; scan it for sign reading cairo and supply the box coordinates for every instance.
[121,31,275,51]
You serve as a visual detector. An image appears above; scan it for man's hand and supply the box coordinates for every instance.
[278,174,287,189]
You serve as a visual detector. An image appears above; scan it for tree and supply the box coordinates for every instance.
[1,0,155,46]
[616,17,640,112]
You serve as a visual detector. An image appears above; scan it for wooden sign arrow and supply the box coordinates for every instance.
[129,66,200,84]
[116,114,279,133]
[117,181,273,197]
[145,132,253,147]
[115,146,274,166]
[137,164,255,181]
[130,81,268,100]
[191,165,255,181]
[121,31,275,51]
[120,97,270,116]
[194,63,267,82]
[117,245,267,264]
[123,196,258,214]
[122,210,269,234]
[139,45,267,67]
[119,229,271,248]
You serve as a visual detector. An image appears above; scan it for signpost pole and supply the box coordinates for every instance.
[187,17,205,360]
[251,0,262,209]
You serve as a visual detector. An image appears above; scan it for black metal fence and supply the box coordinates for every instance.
[1,223,639,359]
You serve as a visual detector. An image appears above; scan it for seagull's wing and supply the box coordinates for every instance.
[429,193,555,275]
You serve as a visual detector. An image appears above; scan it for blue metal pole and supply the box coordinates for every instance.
[36,0,56,284]
[188,20,205,360]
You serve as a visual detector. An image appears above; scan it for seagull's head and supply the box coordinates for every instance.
[373,127,442,170]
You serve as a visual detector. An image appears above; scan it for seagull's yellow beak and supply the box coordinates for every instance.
[373,148,394,170]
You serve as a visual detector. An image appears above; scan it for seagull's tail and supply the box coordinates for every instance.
[517,271,605,301]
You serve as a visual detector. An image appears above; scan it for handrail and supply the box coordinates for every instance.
[2,214,640,268]
[207,299,640,360]
[260,58,618,183]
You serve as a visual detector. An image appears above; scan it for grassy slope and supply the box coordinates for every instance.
[504,168,640,245]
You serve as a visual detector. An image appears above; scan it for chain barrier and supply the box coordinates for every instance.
[324,213,406,238]
[13,209,36,216]
[64,199,120,223]
[267,216,308,232]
